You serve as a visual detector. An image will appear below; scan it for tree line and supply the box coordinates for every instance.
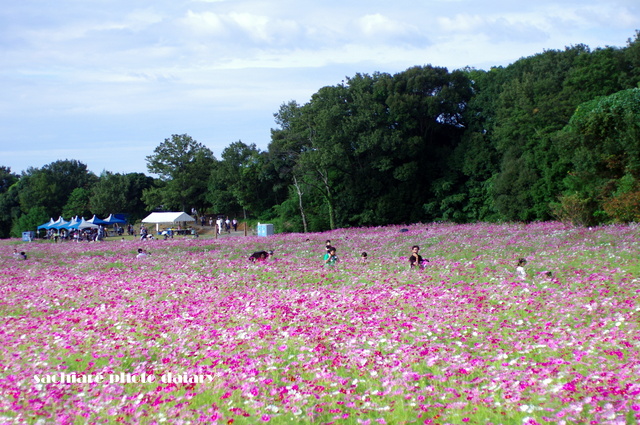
[1,32,639,237]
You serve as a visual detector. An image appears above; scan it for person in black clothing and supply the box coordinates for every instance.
[249,250,273,262]
[409,245,428,270]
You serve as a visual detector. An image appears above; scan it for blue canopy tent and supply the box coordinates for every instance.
[102,214,126,224]
[60,216,81,229]
[37,218,56,230]
[36,217,65,238]
[86,215,108,225]
[51,218,70,229]
[100,214,127,237]
[36,218,56,238]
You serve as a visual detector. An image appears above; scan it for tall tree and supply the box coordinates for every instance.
[269,101,310,232]
[559,88,640,223]
[207,141,268,218]
[62,187,92,218]
[15,160,97,219]
[89,172,153,220]
[0,167,20,238]
[90,172,127,216]
[10,206,49,238]
[145,134,215,212]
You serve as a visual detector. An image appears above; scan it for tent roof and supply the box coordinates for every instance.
[87,214,108,224]
[37,218,56,229]
[39,216,66,230]
[102,214,126,224]
[51,218,71,229]
[68,218,99,229]
[141,212,195,224]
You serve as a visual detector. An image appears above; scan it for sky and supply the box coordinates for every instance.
[1,0,638,176]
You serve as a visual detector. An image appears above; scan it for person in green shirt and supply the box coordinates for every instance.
[323,246,338,267]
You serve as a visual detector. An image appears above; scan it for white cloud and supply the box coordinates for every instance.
[356,13,429,46]
[183,10,227,36]
[181,10,303,46]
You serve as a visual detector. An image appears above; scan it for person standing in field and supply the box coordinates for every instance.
[216,217,223,235]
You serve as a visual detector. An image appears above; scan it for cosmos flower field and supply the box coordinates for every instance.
[1,222,639,425]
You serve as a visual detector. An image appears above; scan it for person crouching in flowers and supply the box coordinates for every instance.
[323,246,338,267]
[516,258,527,279]
[409,245,428,270]
[249,250,273,263]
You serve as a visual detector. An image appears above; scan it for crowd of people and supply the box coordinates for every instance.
[197,213,238,235]
[44,226,108,242]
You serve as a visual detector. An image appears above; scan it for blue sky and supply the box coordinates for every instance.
[1,0,638,176]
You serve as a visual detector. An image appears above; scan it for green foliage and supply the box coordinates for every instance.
[0,166,20,238]
[550,193,600,226]
[0,166,18,193]
[90,172,154,220]
[62,187,92,218]
[122,173,156,221]
[601,173,640,222]
[145,134,215,212]
[269,67,473,230]
[3,160,97,237]
[603,190,640,223]
[559,88,640,222]
[10,205,49,237]
[90,173,128,216]
[206,141,274,217]
[16,160,97,219]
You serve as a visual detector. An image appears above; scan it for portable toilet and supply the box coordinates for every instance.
[257,223,274,237]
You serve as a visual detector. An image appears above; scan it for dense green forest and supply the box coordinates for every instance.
[1,32,639,237]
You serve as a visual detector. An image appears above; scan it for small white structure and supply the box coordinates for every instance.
[141,212,195,233]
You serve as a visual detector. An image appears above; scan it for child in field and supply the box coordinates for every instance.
[136,248,149,258]
[323,247,338,267]
[409,245,427,269]
[361,252,368,263]
[516,258,527,279]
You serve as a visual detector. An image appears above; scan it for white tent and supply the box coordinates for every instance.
[141,212,195,233]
